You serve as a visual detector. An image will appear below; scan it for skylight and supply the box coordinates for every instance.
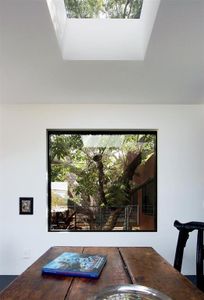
[46,0,160,60]
[64,0,143,19]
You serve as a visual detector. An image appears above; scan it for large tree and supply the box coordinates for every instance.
[50,133,155,230]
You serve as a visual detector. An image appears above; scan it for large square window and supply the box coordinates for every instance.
[47,130,157,231]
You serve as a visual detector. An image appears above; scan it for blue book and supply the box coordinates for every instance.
[42,252,107,279]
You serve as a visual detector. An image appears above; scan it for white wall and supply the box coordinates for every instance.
[0,104,204,275]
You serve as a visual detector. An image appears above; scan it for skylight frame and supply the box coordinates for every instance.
[46,0,160,60]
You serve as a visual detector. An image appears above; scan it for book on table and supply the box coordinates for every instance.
[42,252,107,279]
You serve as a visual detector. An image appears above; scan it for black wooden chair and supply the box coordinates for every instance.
[174,220,204,292]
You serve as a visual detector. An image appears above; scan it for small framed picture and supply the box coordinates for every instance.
[19,197,33,215]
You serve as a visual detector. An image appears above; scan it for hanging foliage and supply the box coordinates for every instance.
[64,0,143,19]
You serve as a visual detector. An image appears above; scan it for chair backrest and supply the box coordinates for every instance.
[174,220,204,291]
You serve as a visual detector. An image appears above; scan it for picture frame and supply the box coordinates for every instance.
[19,197,33,215]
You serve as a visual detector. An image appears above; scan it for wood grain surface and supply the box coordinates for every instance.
[119,247,204,300]
[0,246,203,300]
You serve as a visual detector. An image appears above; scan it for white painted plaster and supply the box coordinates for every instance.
[0,104,204,275]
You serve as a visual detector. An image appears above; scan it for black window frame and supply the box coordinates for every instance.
[47,129,157,232]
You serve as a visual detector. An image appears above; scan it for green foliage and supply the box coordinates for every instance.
[65,0,103,18]
[123,134,156,164]
[139,134,156,163]
[51,164,69,182]
[64,0,143,19]
[75,167,98,198]
[50,134,83,161]
[50,133,156,208]
[105,182,129,206]
[50,134,84,182]
[104,0,143,19]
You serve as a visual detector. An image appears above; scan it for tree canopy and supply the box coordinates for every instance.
[50,133,155,207]
[64,0,143,19]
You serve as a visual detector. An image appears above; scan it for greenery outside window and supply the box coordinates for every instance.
[47,130,157,232]
[64,0,143,19]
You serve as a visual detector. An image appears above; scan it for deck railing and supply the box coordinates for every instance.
[51,204,139,231]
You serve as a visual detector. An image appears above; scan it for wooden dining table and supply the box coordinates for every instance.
[0,246,204,300]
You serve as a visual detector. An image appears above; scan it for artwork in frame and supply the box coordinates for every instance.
[47,130,157,232]
[19,197,33,215]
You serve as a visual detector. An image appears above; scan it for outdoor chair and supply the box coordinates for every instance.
[174,220,204,292]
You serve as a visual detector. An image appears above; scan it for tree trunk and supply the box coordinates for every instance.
[93,154,107,205]
[102,152,142,231]
[123,152,142,182]
[102,208,123,231]
[123,0,130,18]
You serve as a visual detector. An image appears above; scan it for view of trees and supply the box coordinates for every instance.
[64,0,143,19]
[49,132,156,231]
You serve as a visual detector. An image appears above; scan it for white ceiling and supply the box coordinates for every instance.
[0,0,203,104]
